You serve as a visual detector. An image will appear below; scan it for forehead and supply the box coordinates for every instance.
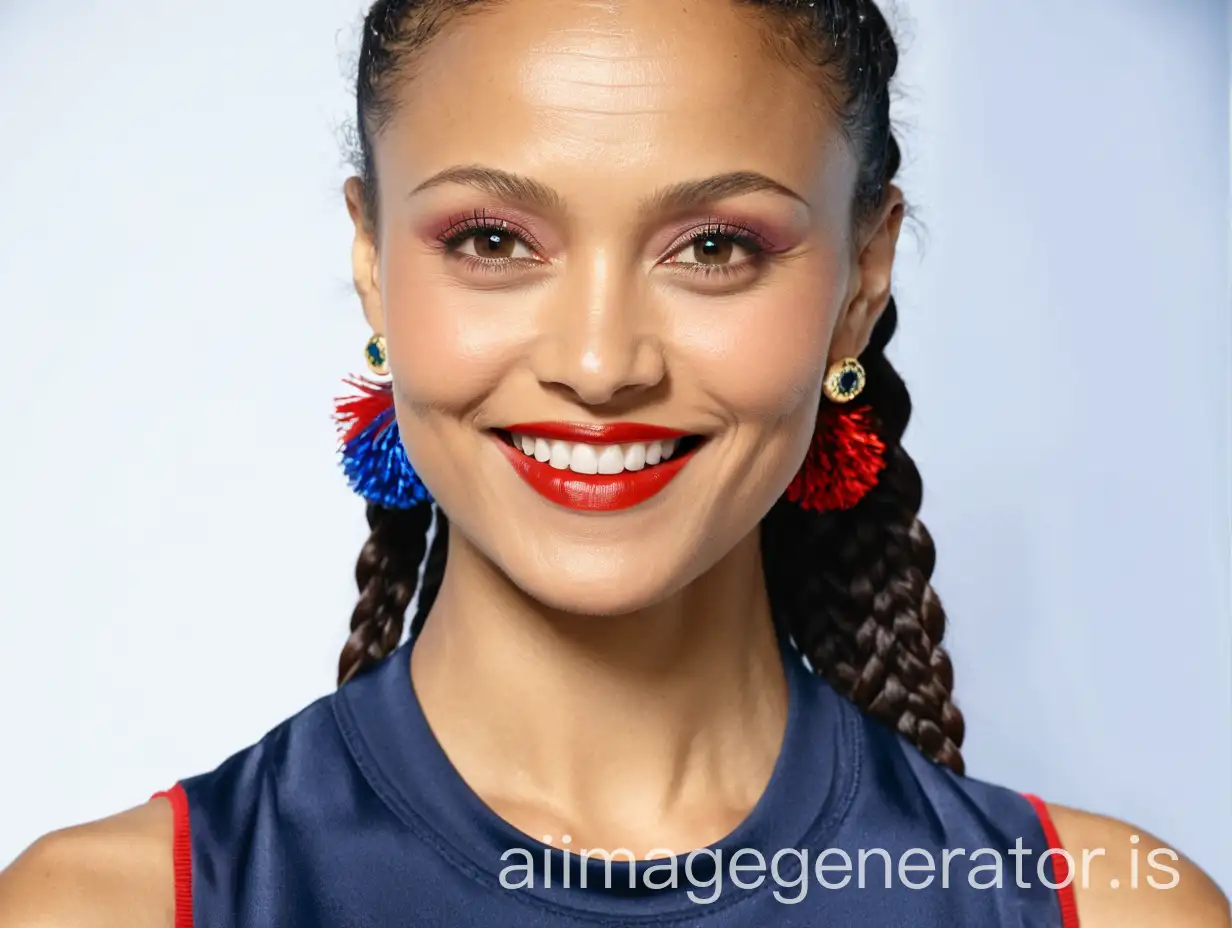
[377,0,856,210]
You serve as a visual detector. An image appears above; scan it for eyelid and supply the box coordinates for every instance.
[436,210,548,257]
[660,220,770,259]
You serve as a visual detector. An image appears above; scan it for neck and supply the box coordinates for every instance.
[409,526,789,857]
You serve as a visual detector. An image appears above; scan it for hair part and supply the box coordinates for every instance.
[339,0,965,775]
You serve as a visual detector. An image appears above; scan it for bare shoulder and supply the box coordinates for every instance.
[0,797,175,928]
[1047,802,1230,928]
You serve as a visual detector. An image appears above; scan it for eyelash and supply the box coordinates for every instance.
[663,221,768,280]
[434,212,769,279]
[435,210,544,268]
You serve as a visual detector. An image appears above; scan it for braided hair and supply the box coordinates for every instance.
[339,0,966,775]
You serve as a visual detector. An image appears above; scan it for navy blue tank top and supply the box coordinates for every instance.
[163,634,1079,927]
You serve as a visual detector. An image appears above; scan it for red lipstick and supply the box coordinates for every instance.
[494,422,700,512]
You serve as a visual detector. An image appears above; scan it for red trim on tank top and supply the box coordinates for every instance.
[1023,793,1080,928]
[151,785,194,928]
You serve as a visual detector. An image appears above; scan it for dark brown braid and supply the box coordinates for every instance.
[341,0,966,773]
[338,501,433,684]
[748,0,966,772]
[334,0,478,687]
[410,509,449,641]
[762,303,966,774]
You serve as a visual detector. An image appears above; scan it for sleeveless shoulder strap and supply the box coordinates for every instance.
[1023,793,1081,928]
[151,785,194,928]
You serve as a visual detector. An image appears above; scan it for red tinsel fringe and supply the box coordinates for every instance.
[785,404,886,512]
[333,376,395,446]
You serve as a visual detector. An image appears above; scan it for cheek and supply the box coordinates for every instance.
[378,243,536,414]
[675,262,843,424]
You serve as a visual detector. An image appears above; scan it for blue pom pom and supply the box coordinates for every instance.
[335,378,431,509]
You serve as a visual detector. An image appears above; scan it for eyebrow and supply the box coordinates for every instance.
[410,165,565,213]
[645,171,808,213]
[408,165,808,216]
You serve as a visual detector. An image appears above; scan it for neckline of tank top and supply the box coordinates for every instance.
[333,620,860,920]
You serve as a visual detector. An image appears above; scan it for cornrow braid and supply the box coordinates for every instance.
[354,0,493,225]
[754,0,965,772]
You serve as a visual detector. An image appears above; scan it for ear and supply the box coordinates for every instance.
[344,176,384,334]
[830,185,905,361]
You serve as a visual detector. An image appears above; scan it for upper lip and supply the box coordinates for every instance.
[500,422,693,443]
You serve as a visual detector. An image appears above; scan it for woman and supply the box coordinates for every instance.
[1,0,1226,925]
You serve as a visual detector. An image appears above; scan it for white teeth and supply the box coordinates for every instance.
[623,443,646,471]
[548,441,572,469]
[596,445,625,474]
[509,433,695,475]
[569,443,599,474]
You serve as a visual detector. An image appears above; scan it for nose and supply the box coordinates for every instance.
[529,253,666,406]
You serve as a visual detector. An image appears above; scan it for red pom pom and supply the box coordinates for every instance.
[785,404,886,512]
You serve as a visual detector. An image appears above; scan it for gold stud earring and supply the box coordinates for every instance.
[821,357,866,403]
[364,333,389,376]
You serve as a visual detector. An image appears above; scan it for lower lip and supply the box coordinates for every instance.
[493,436,699,512]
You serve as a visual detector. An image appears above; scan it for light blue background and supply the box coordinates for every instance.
[1,0,1228,889]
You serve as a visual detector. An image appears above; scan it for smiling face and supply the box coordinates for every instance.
[346,0,902,615]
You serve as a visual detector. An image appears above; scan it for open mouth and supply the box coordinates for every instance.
[492,429,707,476]
[488,425,708,512]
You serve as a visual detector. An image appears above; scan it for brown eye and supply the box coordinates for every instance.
[692,234,734,265]
[453,227,535,261]
[664,230,758,270]
[474,230,517,257]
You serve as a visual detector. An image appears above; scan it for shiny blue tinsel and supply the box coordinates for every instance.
[340,407,431,509]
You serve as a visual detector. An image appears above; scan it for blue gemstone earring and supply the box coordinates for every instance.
[821,357,866,404]
[333,334,431,509]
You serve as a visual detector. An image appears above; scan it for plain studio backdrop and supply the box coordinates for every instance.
[0,0,1229,888]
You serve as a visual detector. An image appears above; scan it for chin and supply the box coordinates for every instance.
[501,540,697,618]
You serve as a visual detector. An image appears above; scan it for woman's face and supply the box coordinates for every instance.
[348,0,901,614]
